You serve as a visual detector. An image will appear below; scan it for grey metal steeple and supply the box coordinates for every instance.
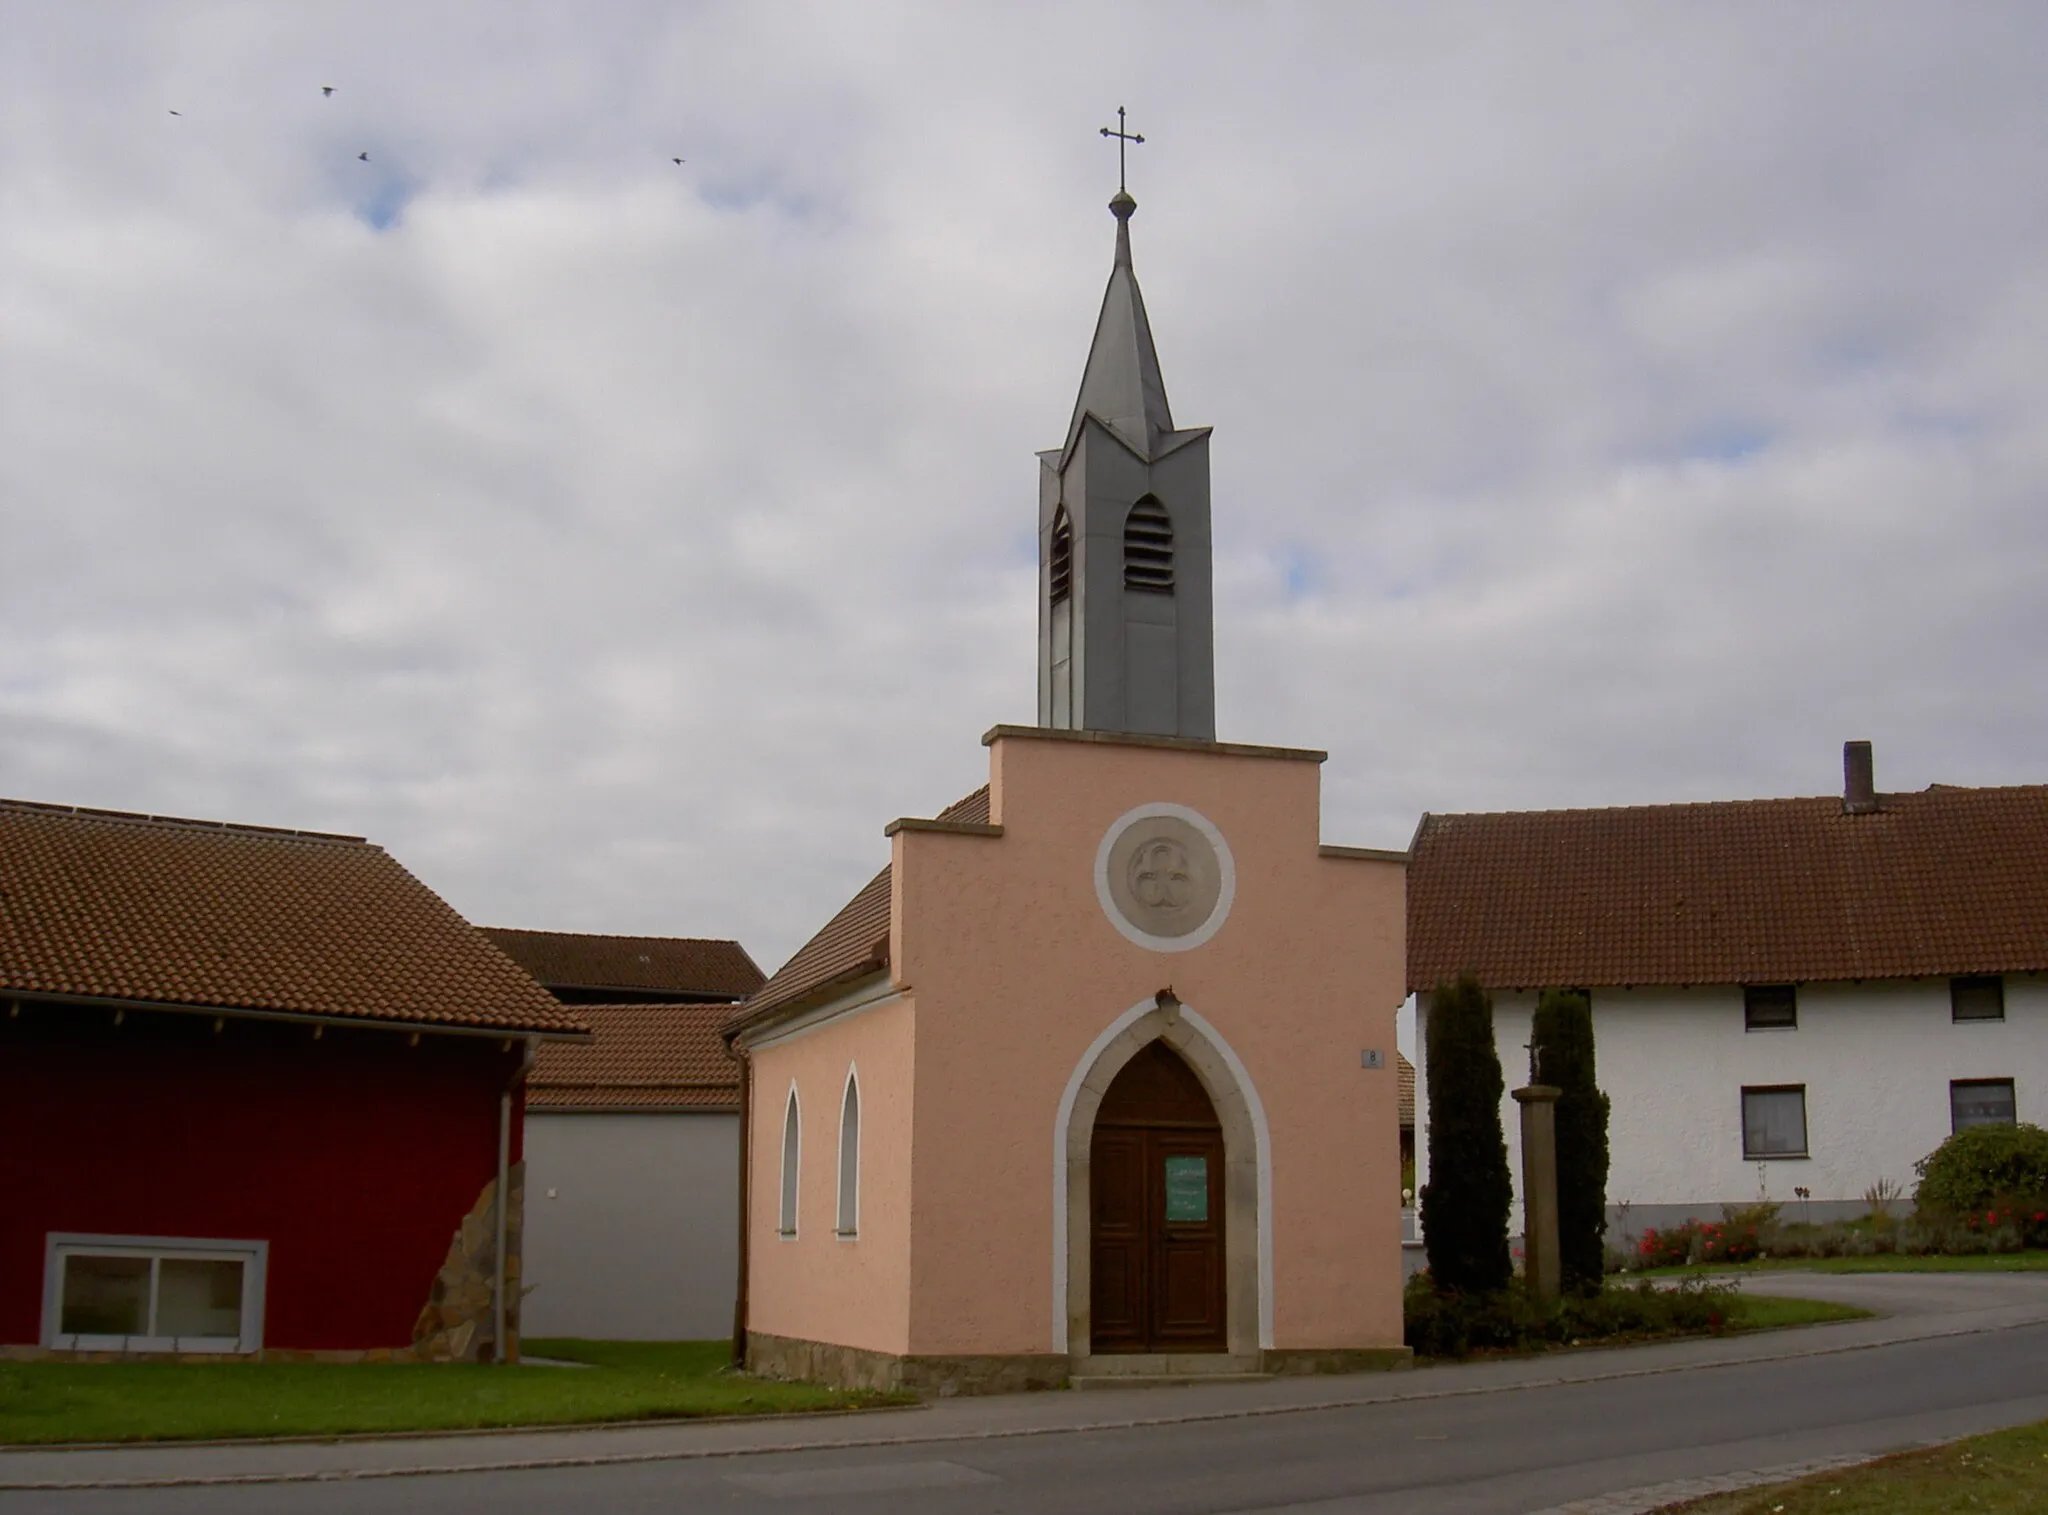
[1063,192,1176,460]
[1038,191,1215,741]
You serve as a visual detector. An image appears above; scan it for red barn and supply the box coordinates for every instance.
[0,799,583,1361]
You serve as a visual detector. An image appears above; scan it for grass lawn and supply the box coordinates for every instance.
[1630,1250,2048,1280]
[1654,1418,2048,1512]
[1725,1295,1869,1331]
[0,1339,911,1447]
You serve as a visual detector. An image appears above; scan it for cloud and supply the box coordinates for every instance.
[3,2,2046,971]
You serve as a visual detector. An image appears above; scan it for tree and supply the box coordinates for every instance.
[1532,989,1611,1295]
[1420,975,1513,1294]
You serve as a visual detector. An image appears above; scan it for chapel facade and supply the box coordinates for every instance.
[725,189,1409,1393]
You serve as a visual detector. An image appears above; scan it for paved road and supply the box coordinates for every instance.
[6,1273,2047,1515]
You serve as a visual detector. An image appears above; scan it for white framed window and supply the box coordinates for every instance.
[837,1067,861,1238]
[778,1086,801,1238]
[1952,1078,2017,1131]
[1742,1085,1809,1158]
[43,1234,266,1353]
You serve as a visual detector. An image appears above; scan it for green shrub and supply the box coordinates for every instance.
[1532,989,1610,1296]
[1914,1123,2048,1217]
[1403,1273,1738,1358]
[1419,976,1514,1295]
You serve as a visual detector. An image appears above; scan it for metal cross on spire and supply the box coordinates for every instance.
[1099,106,1144,194]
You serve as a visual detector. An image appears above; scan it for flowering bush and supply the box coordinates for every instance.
[1953,1204,2048,1249]
[1632,1217,1764,1268]
[1635,1226,1692,1268]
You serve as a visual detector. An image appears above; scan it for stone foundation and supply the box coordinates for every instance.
[744,1331,1413,1394]
[412,1161,524,1364]
[1261,1345,1412,1375]
[746,1330,1072,1396]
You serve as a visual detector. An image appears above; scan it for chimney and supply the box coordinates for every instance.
[1843,740,1878,814]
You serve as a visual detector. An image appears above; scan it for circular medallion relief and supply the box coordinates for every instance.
[1094,803,1235,952]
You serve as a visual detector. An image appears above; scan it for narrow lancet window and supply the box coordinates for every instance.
[1050,509,1074,603]
[778,1087,801,1237]
[1123,497,1174,593]
[836,1069,860,1237]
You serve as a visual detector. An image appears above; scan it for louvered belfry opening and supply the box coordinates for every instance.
[1050,508,1074,603]
[1123,497,1174,593]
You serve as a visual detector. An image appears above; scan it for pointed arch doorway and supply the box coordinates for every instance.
[1089,1040,1227,1353]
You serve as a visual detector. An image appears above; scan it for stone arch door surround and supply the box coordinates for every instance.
[1054,995,1271,1358]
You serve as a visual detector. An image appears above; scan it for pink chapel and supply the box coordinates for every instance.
[724,187,1410,1393]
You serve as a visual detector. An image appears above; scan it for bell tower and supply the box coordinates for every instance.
[1037,188,1216,741]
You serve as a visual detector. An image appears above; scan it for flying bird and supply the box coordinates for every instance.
[168,109,182,116]
[672,157,685,165]
[357,151,370,162]
[321,86,335,97]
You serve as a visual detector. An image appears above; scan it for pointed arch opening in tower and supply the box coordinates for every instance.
[1049,508,1074,603]
[1123,497,1175,594]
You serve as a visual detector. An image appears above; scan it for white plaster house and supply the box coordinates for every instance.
[484,930,763,1341]
[1407,744,2048,1242]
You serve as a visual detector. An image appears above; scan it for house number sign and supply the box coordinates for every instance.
[1164,1155,1209,1222]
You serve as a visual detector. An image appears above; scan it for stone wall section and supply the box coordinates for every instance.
[413,1161,525,1364]
[742,1330,1412,1395]
[746,1329,1070,1396]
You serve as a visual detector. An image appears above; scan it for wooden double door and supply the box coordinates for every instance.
[1089,1040,1227,1354]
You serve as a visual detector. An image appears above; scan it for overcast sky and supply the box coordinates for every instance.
[4,3,2045,974]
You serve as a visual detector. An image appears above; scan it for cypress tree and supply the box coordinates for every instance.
[1532,988,1611,1295]
[1419,975,1513,1294]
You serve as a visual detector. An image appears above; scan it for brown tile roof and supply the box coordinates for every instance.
[1408,783,2048,992]
[527,1003,739,1110]
[1398,1052,1415,1129]
[732,787,991,1033]
[0,800,581,1034]
[481,927,763,1001]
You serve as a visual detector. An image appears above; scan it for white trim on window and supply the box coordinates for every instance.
[42,1233,268,1354]
[837,1064,861,1239]
[778,1083,801,1239]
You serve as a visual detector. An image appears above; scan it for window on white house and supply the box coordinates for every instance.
[1951,976,2006,1023]
[1742,1086,1808,1158]
[1952,1078,2017,1131]
[1743,984,1798,1031]
[837,1070,860,1237]
[45,1236,265,1353]
[778,1088,801,1238]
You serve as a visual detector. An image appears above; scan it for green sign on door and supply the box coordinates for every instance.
[1164,1155,1209,1222]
